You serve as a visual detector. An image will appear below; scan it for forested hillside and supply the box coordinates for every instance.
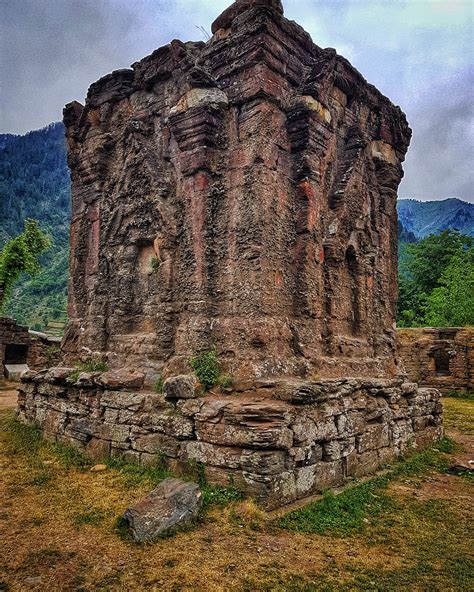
[398,198,474,239]
[0,123,70,330]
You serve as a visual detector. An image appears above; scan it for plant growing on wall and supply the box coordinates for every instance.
[190,348,221,390]
[0,219,51,312]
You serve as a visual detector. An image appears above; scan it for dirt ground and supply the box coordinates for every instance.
[0,392,472,592]
[0,383,18,409]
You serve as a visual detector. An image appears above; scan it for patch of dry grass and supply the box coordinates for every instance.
[443,395,474,435]
[1,398,473,591]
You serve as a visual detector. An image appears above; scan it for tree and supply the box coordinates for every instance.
[397,230,473,328]
[424,253,474,327]
[404,230,472,294]
[0,219,51,311]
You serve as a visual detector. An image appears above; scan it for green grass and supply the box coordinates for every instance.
[278,476,393,536]
[444,390,474,400]
[68,358,109,381]
[103,456,171,489]
[278,440,455,537]
[73,508,112,527]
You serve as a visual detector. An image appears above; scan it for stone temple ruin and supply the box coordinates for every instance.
[18,0,443,509]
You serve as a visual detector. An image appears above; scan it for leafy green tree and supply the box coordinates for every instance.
[0,219,51,311]
[398,230,474,328]
[404,230,472,294]
[424,253,474,327]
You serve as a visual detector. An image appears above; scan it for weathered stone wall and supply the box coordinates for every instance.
[18,369,442,509]
[398,328,473,393]
[62,0,411,383]
[0,317,62,380]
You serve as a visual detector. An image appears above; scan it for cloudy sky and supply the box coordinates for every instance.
[1,0,472,201]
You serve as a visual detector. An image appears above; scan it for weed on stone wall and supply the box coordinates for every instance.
[189,349,220,390]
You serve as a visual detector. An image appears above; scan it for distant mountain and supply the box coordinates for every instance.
[0,122,70,331]
[397,198,474,239]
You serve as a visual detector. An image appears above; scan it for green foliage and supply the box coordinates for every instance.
[104,456,170,489]
[154,376,164,394]
[398,230,474,327]
[0,123,70,330]
[201,484,243,510]
[0,219,51,311]
[424,253,474,326]
[150,257,161,272]
[76,358,108,373]
[190,348,221,390]
[218,374,235,389]
[69,359,108,382]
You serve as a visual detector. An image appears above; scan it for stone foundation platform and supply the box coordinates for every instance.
[18,369,443,509]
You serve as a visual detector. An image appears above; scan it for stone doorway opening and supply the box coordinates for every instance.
[2,343,29,380]
[433,348,451,376]
[4,343,29,365]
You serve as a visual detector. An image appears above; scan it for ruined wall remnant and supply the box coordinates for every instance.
[398,328,473,393]
[18,1,444,508]
[0,317,61,380]
[18,371,442,510]
[62,0,411,382]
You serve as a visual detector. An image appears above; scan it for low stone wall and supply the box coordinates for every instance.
[18,369,443,509]
[398,327,473,393]
[1,317,62,379]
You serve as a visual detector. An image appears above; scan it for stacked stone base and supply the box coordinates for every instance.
[18,370,443,509]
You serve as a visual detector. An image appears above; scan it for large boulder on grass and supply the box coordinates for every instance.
[123,478,202,542]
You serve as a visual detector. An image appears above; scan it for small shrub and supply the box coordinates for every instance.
[69,358,108,381]
[150,257,161,272]
[218,374,235,390]
[190,349,220,390]
[77,358,108,373]
[154,376,164,394]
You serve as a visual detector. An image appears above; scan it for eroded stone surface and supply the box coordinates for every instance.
[123,478,202,542]
[61,0,411,384]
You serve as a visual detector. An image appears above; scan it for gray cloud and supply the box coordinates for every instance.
[0,0,472,201]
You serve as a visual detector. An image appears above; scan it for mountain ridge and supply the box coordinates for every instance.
[397,197,474,238]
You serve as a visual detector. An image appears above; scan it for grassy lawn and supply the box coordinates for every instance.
[0,395,472,591]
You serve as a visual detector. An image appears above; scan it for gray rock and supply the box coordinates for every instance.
[123,478,202,542]
[163,375,202,400]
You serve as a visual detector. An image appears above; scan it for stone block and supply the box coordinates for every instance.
[100,391,147,410]
[131,433,180,457]
[123,478,202,542]
[86,438,111,460]
[357,424,390,453]
[98,369,145,390]
[163,375,203,400]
